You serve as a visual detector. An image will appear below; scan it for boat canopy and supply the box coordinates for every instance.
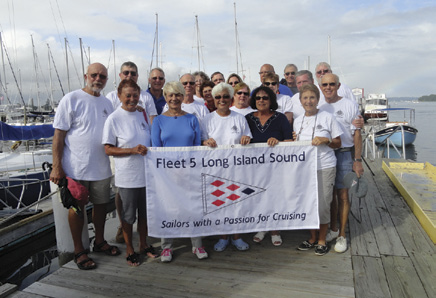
[0,122,54,141]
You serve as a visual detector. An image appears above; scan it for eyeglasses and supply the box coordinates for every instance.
[255,96,269,101]
[321,82,336,87]
[236,91,249,96]
[259,71,273,75]
[89,73,107,80]
[181,81,195,86]
[122,71,137,76]
[285,71,296,76]
[316,69,330,75]
[214,95,231,100]
[229,81,240,86]
[263,82,277,86]
[152,76,164,80]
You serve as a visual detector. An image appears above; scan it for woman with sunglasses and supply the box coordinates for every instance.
[230,82,255,116]
[246,86,293,246]
[226,73,243,88]
[262,73,293,124]
[201,82,252,252]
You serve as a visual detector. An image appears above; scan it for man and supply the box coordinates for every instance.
[147,67,166,115]
[290,70,315,119]
[283,64,299,95]
[50,63,120,270]
[315,62,356,105]
[162,73,209,120]
[106,61,157,123]
[257,64,292,97]
[210,71,225,85]
[318,73,364,253]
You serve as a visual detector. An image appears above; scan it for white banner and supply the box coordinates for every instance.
[145,141,318,238]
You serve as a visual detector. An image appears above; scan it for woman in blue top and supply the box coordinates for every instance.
[151,81,207,262]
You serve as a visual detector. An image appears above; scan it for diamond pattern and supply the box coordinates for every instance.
[227,184,240,191]
[212,199,225,206]
[211,180,225,187]
[212,189,225,197]
[227,194,240,201]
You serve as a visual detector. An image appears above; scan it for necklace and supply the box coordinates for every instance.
[297,112,318,141]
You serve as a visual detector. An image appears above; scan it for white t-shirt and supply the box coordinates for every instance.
[294,111,342,170]
[53,89,113,180]
[106,90,157,119]
[193,94,205,104]
[162,100,210,120]
[102,108,151,188]
[230,106,256,116]
[317,82,356,107]
[276,94,293,114]
[201,110,252,145]
[290,93,305,120]
[318,97,359,148]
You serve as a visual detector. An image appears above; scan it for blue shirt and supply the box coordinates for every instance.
[147,88,166,115]
[151,113,201,147]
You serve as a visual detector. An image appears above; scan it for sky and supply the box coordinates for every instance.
[0,0,435,106]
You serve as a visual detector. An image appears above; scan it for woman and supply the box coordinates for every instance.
[102,79,157,267]
[294,84,342,256]
[151,81,208,262]
[202,82,252,252]
[230,82,255,116]
[193,71,210,104]
[262,73,293,124]
[200,80,216,113]
[246,86,293,246]
[226,73,242,87]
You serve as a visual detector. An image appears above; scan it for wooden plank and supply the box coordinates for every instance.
[0,283,17,298]
[408,252,436,298]
[8,291,46,297]
[382,255,428,298]
[352,256,391,298]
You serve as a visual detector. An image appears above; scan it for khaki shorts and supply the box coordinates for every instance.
[77,177,111,205]
[317,167,336,224]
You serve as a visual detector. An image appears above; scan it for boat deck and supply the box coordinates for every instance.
[7,158,436,297]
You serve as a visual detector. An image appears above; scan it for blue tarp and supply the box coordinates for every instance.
[0,122,54,141]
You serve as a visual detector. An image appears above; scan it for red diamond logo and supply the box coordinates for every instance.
[227,194,240,201]
[227,184,240,191]
[211,180,225,187]
[212,199,225,206]
[212,190,225,197]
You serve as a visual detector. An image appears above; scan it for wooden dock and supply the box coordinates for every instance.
[6,158,436,297]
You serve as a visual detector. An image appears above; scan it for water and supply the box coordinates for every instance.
[387,98,436,165]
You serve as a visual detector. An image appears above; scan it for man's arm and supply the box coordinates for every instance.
[50,128,67,185]
[353,129,364,177]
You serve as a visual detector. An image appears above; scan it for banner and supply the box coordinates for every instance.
[145,141,318,238]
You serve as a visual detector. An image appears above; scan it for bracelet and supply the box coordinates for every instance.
[354,158,362,162]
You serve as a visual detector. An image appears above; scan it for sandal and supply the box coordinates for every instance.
[126,252,141,266]
[231,238,249,251]
[271,234,283,246]
[253,231,267,243]
[74,249,96,270]
[140,245,158,258]
[93,240,121,256]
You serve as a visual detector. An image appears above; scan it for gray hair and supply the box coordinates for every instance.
[120,61,138,72]
[193,71,210,81]
[150,67,165,77]
[284,64,298,72]
[315,62,332,72]
[211,82,234,98]
[295,70,314,81]
[163,81,185,98]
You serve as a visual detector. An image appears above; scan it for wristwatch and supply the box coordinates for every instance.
[354,158,362,162]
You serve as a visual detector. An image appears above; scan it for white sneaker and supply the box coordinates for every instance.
[334,236,347,253]
[160,248,172,262]
[192,246,208,260]
[326,229,339,242]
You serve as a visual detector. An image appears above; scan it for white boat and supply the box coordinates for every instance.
[364,93,388,120]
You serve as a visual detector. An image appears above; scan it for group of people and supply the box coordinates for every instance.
[49,60,364,269]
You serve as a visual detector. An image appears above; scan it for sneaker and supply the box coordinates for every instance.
[325,229,339,242]
[115,226,125,243]
[297,240,317,251]
[334,236,348,253]
[160,248,172,262]
[192,246,208,260]
[214,238,229,252]
[231,238,249,251]
[315,244,329,256]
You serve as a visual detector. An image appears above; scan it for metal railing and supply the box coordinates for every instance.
[363,125,407,160]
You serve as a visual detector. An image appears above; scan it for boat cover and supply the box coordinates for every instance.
[0,122,54,141]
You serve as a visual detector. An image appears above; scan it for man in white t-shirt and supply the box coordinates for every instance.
[106,61,157,124]
[318,73,364,254]
[50,63,120,270]
[290,70,316,120]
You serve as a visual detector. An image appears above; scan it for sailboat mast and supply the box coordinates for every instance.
[234,3,239,75]
[155,13,159,68]
[48,44,54,109]
[112,40,116,89]
[31,35,41,111]
[195,15,201,70]
[0,32,7,95]
[65,38,70,92]
[80,38,85,87]
[328,35,331,66]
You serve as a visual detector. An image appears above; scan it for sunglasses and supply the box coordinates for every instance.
[182,81,195,86]
[236,91,249,96]
[214,95,231,100]
[316,69,330,75]
[285,71,296,76]
[255,96,269,101]
[263,82,277,86]
[89,73,107,80]
[122,70,137,76]
[152,76,164,80]
[229,81,240,85]
[321,82,336,87]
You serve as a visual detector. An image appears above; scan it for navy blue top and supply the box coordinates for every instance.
[245,111,293,143]
[147,88,166,115]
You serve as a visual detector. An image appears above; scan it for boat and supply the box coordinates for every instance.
[364,93,389,120]
[373,108,418,147]
[352,88,365,114]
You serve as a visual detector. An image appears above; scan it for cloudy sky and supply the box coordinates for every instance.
[0,0,435,105]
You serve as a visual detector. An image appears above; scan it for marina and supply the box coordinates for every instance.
[1,158,434,297]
